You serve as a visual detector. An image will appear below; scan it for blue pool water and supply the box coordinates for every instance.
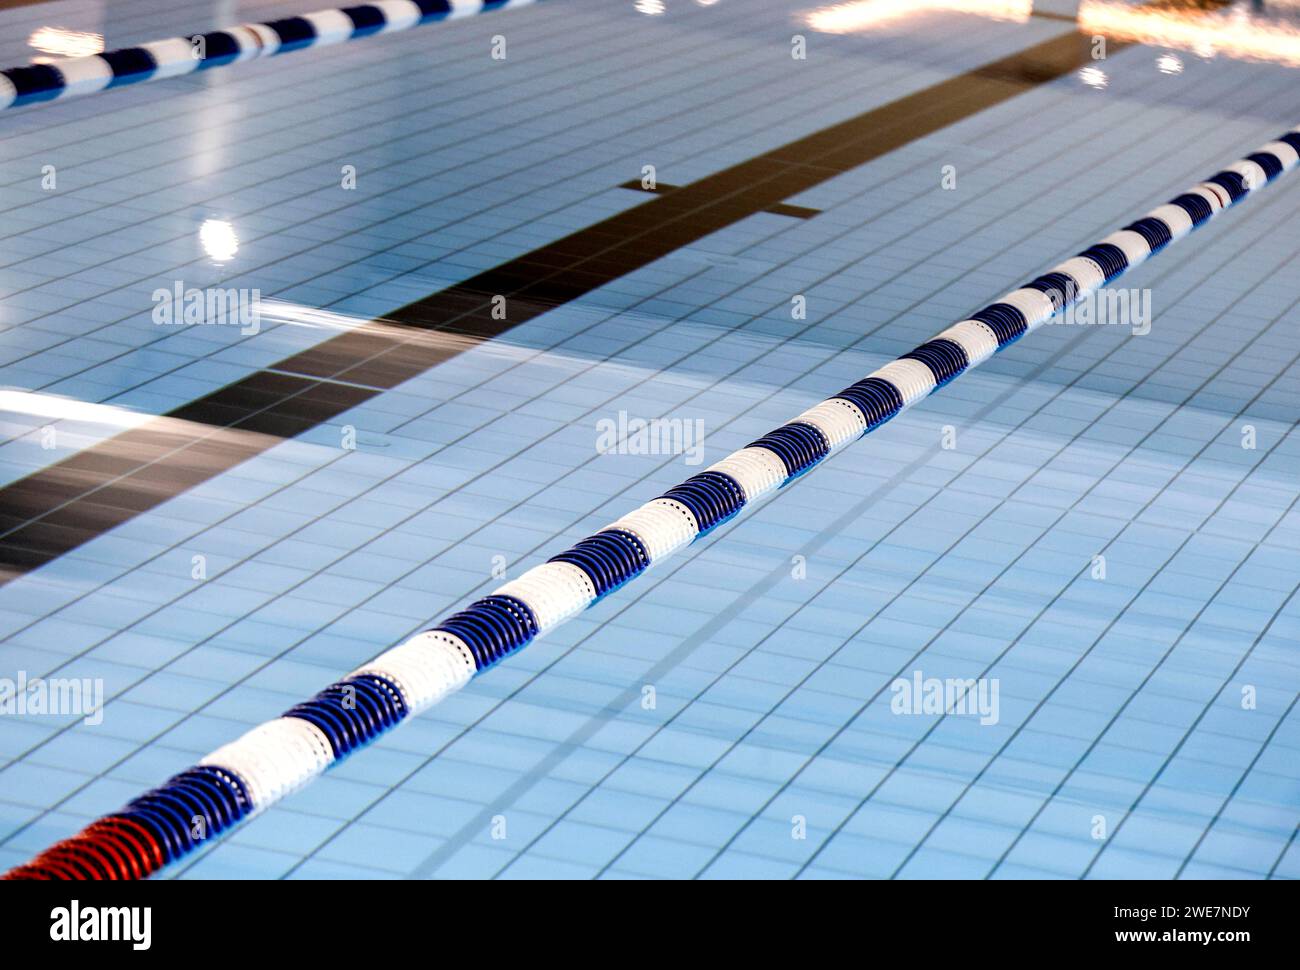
[0,0,1297,879]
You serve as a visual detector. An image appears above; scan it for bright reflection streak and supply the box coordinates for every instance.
[0,391,150,430]
[255,299,635,370]
[1156,52,1183,74]
[256,299,486,355]
[1078,65,1109,89]
[1079,0,1300,68]
[28,26,104,59]
[255,299,375,333]
[199,220,239,262]
[803,0,1031,33]
[635,0,666,15]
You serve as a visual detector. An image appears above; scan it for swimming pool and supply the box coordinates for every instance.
[0,0,1297,880]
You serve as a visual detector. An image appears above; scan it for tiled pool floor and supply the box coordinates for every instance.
[0,0,1297,879]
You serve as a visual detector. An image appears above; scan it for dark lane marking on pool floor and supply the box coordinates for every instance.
[617,179,822,219]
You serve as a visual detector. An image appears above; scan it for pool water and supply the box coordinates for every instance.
[0,0,1297,879]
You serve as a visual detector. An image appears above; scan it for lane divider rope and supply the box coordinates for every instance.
[6,126,1299,879]
[0,0,538,111]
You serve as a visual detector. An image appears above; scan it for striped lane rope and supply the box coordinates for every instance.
[0,0,537,111]
[5,126,1299,879]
